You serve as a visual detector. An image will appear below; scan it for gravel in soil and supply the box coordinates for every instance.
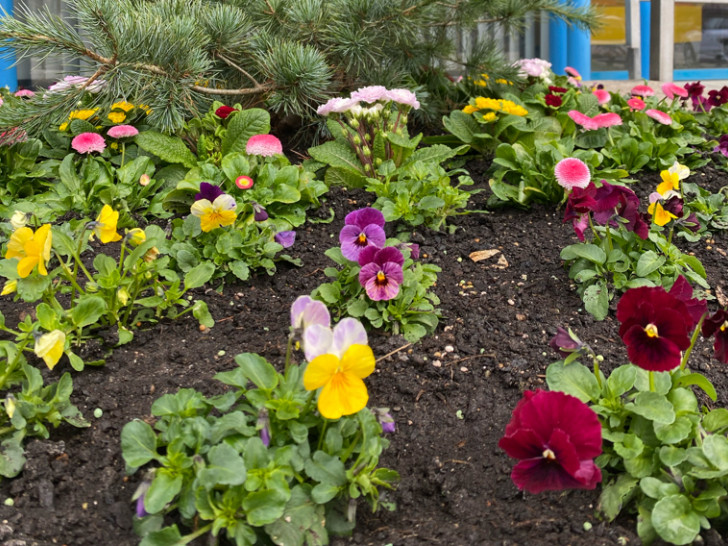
[1,164,728,545]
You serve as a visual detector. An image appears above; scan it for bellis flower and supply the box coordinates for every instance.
[339,207,386,261]
[246,134,282,157]
[631,84,654,97]
[71,132,106,154]
[617,286,692,372]
[275,230,296,248]
[290,295,331,333]
[554,158,591,190]
[14,89,35,98]
[195,182,224,202]
[190,194,237,232]
[235,175,254,190]
[303,317,367,362]
[303,342,375,420]
[593,89,610,105]
[215,105,237,119]
[89,205,122,243]
[358,246,405,301]
[5,224,53,278]
[499,389,602,494]
[662,82,688,99]
[107,125,139,139]
[627,97,646,111]
[34,330,66,370]
[568,110,598,131]
[702,308,728,363]
[646,109,672,125]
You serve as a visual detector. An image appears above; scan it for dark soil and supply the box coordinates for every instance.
[1,163,728,546]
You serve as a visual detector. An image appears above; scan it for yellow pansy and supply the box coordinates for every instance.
[111,101,135,112]
[34,330,66,370]
[303,344,375,420]
[657,170,680,195]
[190,194,237,232]
[648,201,677,226]
[5,224,52,278]
[125,228,146,246]
[89,205,122,243]
[108,112,126,124]
[1,280,17,296]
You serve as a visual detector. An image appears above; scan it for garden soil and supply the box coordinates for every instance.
[1,162,728,546]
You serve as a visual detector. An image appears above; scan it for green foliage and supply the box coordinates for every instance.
[121,353,398,545]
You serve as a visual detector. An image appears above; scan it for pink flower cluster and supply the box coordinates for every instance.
[516,58,552,79]
[48,75,107,93]
[317,86,420,116]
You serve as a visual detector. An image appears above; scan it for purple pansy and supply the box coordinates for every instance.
[290,295,330,331]
[195,182,224,202]
[339,207,386,261]
[275,231,296,248]
[252,202,268,221]
[358,246,405,301]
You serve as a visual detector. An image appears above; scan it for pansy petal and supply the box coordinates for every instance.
[213,193,237,211]
[331,318,368,358]
[341,344,375,379]
[303,324,334,361]
[190,199,212,217]
[17,256,38,278]
[303,353,339,391]
[374,246,404,267]
[317,372,369,419]
[291,296,314,328]
[5,227,32,259]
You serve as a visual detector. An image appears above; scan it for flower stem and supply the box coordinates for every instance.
[680,314,705,371]
[317,419,329,452]
[649,371,655,392]
[284,333,294,373]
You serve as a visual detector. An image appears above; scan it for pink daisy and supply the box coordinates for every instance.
[631,85,654,97]
[592,113,623,128]
[627,97,646,111]
[568,110,599,131]
[107,125,139,139]
[645,109,673,125]
[565,66,581,79]
[235,175,254,190]
[661,82,688,100]
[593,89,610,105]
[14,89,35,98]
[554,158,591,190]
[246,134,282,157]
[71,132,106,154]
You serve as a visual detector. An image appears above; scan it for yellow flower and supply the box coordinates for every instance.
[495,78,513,85]
[5,395,15,419]
[190,194,237,232]
[474,97,502,111]
[1,280,17,296]
[117,288,130,306]
[473,79,487,87]
[34,330,66,370]
[480,112,497,122]
[110,142,119,150]
[138,104,152,115]
[89,205,122,244]
[303,344,375,419]
[59,122,69,131]
[144,247,160,263]
[462,104,479,114]
[108,112,126,124]
[69,108,98,121]
[125,228,146,246]
[648,201,677,226]
[5,224,52,278]
[111,101,135,112]
[657,170,680,195]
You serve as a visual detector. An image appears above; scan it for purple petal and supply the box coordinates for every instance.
[275,231,296,248]
[361,262,403,301]
[340,224,385,261]
[331,318,368,358]
[303,324,334,361]
[195,182,224,202]
[344,207,385,228]
[373,246,404,267]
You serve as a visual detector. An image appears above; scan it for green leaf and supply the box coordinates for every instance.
[702,434,728,471]
[305,451,348,486]
[192,300,215,328]
[598,474,638,521]
[145,471,183,514]
[651,495,701,545]
[311,482,341,504]
[659,446,688,466]
[183,262,215,290]
[704,408,728,433]
[607,365,636,396]
[243,488,289,527]
[635,251,666,277]
[560,243,606,264]
[197,444,246,489]
[265,485,327,546]
[640,477,680,499]
[675,373,717,401]
[627,392,675,424]
[232,353,278,390]
[442,110,478,145]
[316,283,340,304]
[545,361,600,403]
[583,282,609,321]
[222,109,271,155]
[71,295,108,328]
[0,439,26,478]
[654,416,693,444]
[139,525,183,546]
[35,303,58,331]
[308,141,364,175]
[121,420,158,468]
[135,131,197,168]
[230,260,250,281]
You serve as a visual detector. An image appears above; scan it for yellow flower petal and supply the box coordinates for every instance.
[303,354,339,391]
[317,372,368,419]
[1,280,17,296]
[94,205,122,243]
[5,227,32,260]
[660,170,680,191]
[340,344,375,379]
[35,330,66,370]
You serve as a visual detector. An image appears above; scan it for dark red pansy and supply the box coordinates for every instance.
[616,286,692,372]
[668,275,707,330]
[702,308,728,364]
[499,390,602,494]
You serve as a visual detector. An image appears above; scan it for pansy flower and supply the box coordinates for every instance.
[190,194,237,232]
[251,202,268,221]
[5,224,53,278]
[668,161,690,181]
[358,246,404,301]
[34,330,66,370]
[339,207,386,261]
[290,295,330,333]
[275,231,296,248]
[549,327,584,358]
[702,308,728,363]
[303,317,367,362]
[195,182,224,202]
[714,135,728,157]
[616,286,692,372]
[591,182,649,239]
[89,205,122,243]
[499,389,602,494]
[668,276,707,330]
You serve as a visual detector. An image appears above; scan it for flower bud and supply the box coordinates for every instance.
[125,228,146,246]
[139,174,151,186]
[362,146,371,157]
[375,158,382,167]
[117,287,130,306]
[85,281,98,292]
[5,395,15,419]
[353,135,361,145]
[349,118,360,129]
[1,280,17,296]
[10,210,28,230]
[144,247,160,263]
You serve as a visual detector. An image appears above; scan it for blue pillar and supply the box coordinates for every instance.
[566,0,591,79]
[0,0,17,91]
[549,14,568,75]
[640,1,651,79]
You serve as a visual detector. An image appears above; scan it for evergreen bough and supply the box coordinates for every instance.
[0,0,595,134]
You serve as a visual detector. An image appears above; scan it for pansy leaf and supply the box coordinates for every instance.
[560,243,606,264]
[640,476,680,499]
[626,392,675,424]
[659,446,688,467]
[0,439,26,478]
[264,485,327,546]
[703,408,728,433]
[598,474,638,521]
[71,295,108,328]
[607,365,637,397]
[583,281,609,321]
[192,300,214,328]
[675,373,717,401]
[702,435,728,471]
[144,470,183,514]
[545,360,600,403]
[243,488,290,527]
[651,495,701,545]
[139,525,183,546]
[183,262,215,290]
[636,251,666,277]
[225,353,278,390]
[121,420,158,468]
[197,444,246,489]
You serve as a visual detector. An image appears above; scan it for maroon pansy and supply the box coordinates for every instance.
[563,183,598,241]
[591,181,649,239]
[702,308,728,364]
[668,275,707,330]
[616,286,692,372]
[499,390,602,494]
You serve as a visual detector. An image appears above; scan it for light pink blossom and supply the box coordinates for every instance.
[246,134,282,156]
[517,58,552,78]
[592,113,623,128]
[662,82,688,99]
[568,110,599,131]
[554,158,591,190]
[627,97,646,111]
[631,85,654,97]
[107,125,139,138]
[351,85,388,104]
[316,97,358,116]
[48,75,106,93]
[646,109,673,125]
[384,88,420,109]
[593,89,610,105]
[71,132,106,154]
[14,89,35,98]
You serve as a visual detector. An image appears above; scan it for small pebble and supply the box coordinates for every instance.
[93,408,103,419]
[433,360,442,367]
[3,498,13,507]
[444,345,454,353]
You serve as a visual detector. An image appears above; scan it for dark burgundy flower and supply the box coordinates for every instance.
[684,81,704,98]
[617,286,692,372]
[592,181,649,239]
[708,86,728,108]
[195,182,224,202]
[545,94,563,108]
[215,105,237,119]
[668,275,707,330]
[549,327,584,358]
[702,309,728,363]
[714,135,728,157]
[548,86,568,94]
[678,212,701,233]
[563,183,598,241]
[499,389,602,494]
[662,195,684,218]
